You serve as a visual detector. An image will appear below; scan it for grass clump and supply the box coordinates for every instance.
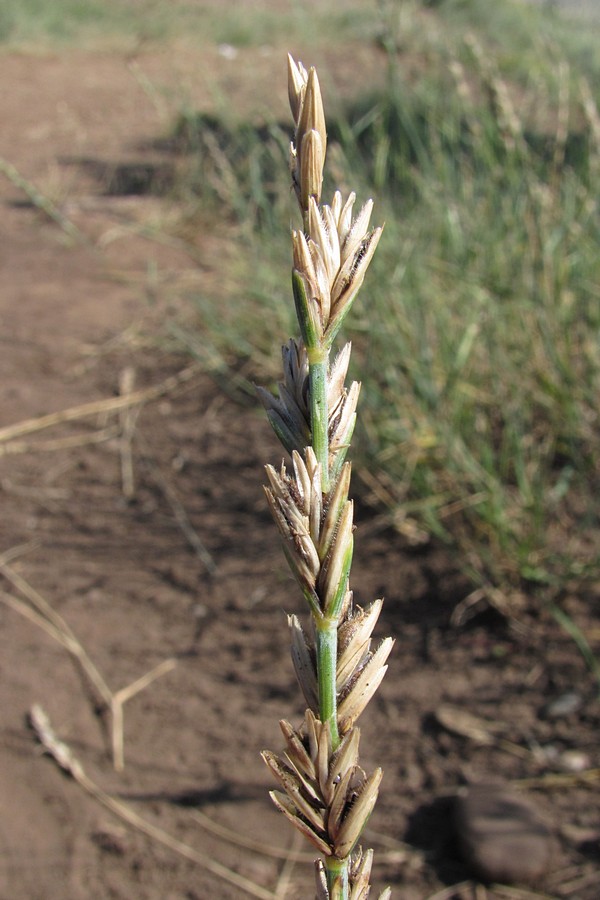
[341,22,600,604]
[0,0,374,49]
[179,2,600,623]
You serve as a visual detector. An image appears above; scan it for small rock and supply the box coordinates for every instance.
[217,43,238,60]
[541,691,582,719]
[558,749,591,773]
[454,782,555,884]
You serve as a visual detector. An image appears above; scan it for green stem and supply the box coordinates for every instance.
[325,854,349,899]
[316,617,340,750]
[309,336,347,888]
[308,347,329,494]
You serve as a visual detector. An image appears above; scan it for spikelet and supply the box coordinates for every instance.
[264,450,360,619]
[262,711,382,860]
[288,601,394,727]
[290,199,383,348]
[288,55,327,213]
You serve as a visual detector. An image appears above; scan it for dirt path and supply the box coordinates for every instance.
[1,45,598,900]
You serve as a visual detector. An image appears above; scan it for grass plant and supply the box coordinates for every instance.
[259,57,392,899]
[182,2,600,630]
[342,23,600,606]
[0,0,373,50]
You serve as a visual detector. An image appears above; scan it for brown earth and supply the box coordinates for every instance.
[1,42,599,900]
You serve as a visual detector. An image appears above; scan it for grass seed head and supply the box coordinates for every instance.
[262,56,387,896]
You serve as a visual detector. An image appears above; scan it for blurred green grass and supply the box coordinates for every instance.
[5,0,599,622]
[173,1,600,615]
[0,0,374,48]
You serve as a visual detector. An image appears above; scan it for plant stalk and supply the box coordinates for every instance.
[316,617,340,750]
[308,343,342,754]
[308,347,330,494]
[325,855,349,898]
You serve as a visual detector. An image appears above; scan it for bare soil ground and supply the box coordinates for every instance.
[0,43,598,900]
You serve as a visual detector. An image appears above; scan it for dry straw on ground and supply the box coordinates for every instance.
[258,55,391,899]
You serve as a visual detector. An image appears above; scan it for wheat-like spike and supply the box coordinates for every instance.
[293,194,383,342]
[256,339,311,455]
[261,56,389,899]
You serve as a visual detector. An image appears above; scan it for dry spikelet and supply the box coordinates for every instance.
[319,463,352,555]
[263,709,385,868]
[288,56,327,211]
[333,767,383,858]
[289,615,318,710]
[337,600,384,690]
[269,789,332,856]
[338,638,394,734]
